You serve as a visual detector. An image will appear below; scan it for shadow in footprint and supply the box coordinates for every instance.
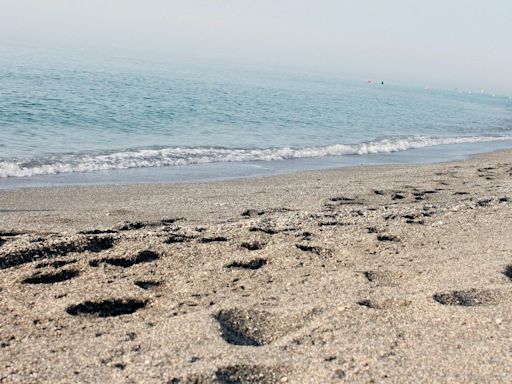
[504,265,512,280]
[117,222,147,231]
[90,250,159,268]
[22,269,79,284]
[241,209,265,218]
[79,229,119,235]
[215,310,264,346]
[226,258,267,270]
[214,308,309,347]
[165,234,194,244]
[215,365,288,384]
[392,193,406,200]
[433,289,501,306]
[66,299,147,317]
[0,231,21,237]
[377,234,400,242]
[241,242,264,251]
[0,235,115,269]
[200,237,228,243]
[171,365,288,384]
[134,280,161,290]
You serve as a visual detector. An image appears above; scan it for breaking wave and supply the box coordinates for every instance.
[1,135,512,178]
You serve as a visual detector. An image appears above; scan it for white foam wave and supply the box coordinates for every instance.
[1,136,511,178]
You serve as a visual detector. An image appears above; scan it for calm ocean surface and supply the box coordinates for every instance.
[1,46,512,188]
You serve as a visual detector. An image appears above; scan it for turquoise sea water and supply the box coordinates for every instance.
[1,46,512,187]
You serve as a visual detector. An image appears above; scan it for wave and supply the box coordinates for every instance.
[1,135,512,178]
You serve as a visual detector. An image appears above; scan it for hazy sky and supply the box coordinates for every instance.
[1,0,511,92]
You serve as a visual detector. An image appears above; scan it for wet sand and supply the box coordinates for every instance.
[1,150,512,383]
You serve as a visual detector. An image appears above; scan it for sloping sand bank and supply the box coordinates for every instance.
[1,151,512,383]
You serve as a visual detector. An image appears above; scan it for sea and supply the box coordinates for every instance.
[1,45,512,189]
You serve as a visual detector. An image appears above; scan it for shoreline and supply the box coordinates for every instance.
[2,139,512,192]
[1,148,512,382]
[0,148,511,232]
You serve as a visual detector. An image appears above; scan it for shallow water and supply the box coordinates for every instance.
[1,45,512,186]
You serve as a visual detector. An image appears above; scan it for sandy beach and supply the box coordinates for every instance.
[1,150,512,383]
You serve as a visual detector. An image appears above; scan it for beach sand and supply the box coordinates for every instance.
[1,150,512,383]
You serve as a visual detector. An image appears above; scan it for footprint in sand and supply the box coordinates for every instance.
[116,218,179,231]
[503,265,512,280]
[433,289,502,306]
[295,244,322,255]
[214,308,311,347]
[249,226,279,235]
[0,235,115,269]
[164,233,195,244]
[377,234,400,242]
[89,250,159,268]
[392,192,407,200]
[134,280,161,290]
[225,258,267,270]
[170,364,289,384]
[363,270,412,286]
[79,229,119,235]
[66,299,147,317]
[476,197,493,207]
[22,269,79,284]
[241,209,265,218]
[240,241,265,251]
[199,236,229,243]
[357,297,412,310]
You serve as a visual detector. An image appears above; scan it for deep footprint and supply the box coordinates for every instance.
[504,265,512,280]
[200,237,228,243]
[226,258,267,270]
[215,310,264,346]
[214,308,304,346]
[66,299,147,317]
[90,250,159,268]
[22,269,79,284]
[433,289,501,306]
[241,241,264,251]
[377,234,400,242]
[0,235,115,269]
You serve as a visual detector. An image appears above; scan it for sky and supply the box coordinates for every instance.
[1,0,511,92]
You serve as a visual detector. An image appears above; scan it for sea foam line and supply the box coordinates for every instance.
[1,135,511,178]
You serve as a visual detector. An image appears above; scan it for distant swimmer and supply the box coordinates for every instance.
[381,81,384,85]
